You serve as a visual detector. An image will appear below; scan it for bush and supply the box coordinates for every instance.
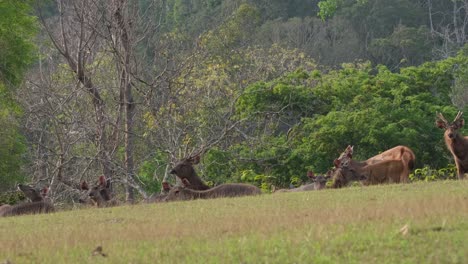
[0,191,25,205]
[410,165,457,182]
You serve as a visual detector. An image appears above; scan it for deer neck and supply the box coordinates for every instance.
[350,160,367,172]
[446,133,468,157]
[189,172,211,190]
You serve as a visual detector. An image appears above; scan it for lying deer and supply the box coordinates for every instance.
[0,204,12,215]
[275,171,329,193]
[164,183,261,202]
[331,145,415,188]
[80,176,119,207]
[169,155,211,190]
[436,111,468,179]
[0,184,55,217]
[144,182,173,203]
[331,159,406,188]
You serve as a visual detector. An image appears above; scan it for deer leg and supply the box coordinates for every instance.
[456,164,466,180]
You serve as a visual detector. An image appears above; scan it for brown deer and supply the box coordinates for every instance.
[331,145,416,188]
[80,176,119,207]
[169,156,211,190]
[18,184,50,202]
[164,183,261,202]
[0,184,55,217]
[436,111,468,179]
[0,204,12,215]
[275,171,329,193]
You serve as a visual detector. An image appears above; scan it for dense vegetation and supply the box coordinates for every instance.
[0,0,467,199]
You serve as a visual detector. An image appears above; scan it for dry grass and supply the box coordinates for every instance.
[0,180,467,263]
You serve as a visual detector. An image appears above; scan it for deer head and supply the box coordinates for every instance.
[169,155,200,178]
[436,111,464,139]
[17,184,49,202]
[80,176,112,206]
[334,145,354,168]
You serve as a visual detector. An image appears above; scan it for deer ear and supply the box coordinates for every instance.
[307,171,315,179]
[98,175,107,187]
[181,178,191,186]
[80,181,89,190]
[333,159,341,167]
[455,118,465,128]
[41,186,49,196]
[435,120,446,129]
[162,182,172,192]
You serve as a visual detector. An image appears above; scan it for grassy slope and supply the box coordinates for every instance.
[0,181,467,264]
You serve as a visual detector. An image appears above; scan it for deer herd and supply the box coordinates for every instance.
[1,111,466,218]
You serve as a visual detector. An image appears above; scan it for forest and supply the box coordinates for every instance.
[1,0,467,204]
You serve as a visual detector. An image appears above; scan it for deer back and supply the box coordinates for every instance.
[0,201,55,217]
[165,183,261,202]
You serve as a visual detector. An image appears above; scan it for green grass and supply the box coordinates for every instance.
[1,180,467,263]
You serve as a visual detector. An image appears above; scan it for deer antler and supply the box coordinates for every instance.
[453,111,463,122]
[436,112,448,124]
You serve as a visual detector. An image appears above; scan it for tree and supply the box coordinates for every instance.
[0,0,37,191]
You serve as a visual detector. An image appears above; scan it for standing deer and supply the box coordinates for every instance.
[80,176,119,207]
[0,184,55,217]
[169,156,211,190]
[331,145,416,188]
[164,183,261,202]
[436,111,468,179]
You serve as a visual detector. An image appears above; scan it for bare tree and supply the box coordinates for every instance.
[427,0,468,58]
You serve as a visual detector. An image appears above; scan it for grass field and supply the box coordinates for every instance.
[0,180,467,264]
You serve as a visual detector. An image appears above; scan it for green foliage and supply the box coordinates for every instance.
[0,0,37,86]
[0,86,27,192]
[201,148,234,184]
[0,1,37,191]
[370,25,432,68]
[201,4,261,54]
[317,0,341,20]
[230,50,468,186]
[0,190,25,205]
[235,69,318,120]
[137,151,172,194]
[410,165,457,182]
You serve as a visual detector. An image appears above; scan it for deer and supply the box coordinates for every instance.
[0,184,55,217]
[169,155,211,190]
[331,145,416,188]
[0,204,12,215]
[164,183,262,202]
[80,176,119,207]
[274,171,329,193]
[144,182,173,203]
[436,111,468,179]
